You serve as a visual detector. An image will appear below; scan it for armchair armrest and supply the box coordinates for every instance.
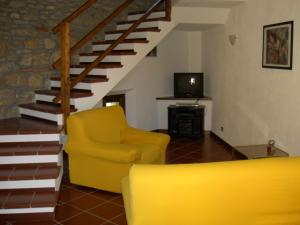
[66,139,141,163]
[121,127,170,146]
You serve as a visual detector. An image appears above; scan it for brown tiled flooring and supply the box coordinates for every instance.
[31,132,244,225]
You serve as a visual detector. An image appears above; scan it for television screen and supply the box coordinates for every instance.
[174,73,204,98]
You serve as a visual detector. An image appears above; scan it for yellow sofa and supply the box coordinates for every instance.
[122,157,300,225]
[65,106,170,193]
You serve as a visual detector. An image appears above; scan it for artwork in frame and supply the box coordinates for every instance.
[262,21,293,70]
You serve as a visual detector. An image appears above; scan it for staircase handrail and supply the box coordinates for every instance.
[53,0,172,128]
[56,0,170,101]
[52,0,135,69]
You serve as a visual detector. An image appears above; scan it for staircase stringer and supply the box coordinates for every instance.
[80,21,177,111]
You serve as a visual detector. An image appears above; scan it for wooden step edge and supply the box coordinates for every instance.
[117,17,168,24]
[79,62,124,67]
[0,142,60,147]
[51,74,107,79]
[106,27,161,34]
[50,87,92,93]
[19,103,77,114]
[35,90,93,98]
[93,50,136,55]
[34,100,77,109]
[71,63,123,69]
[34,100,75,110]
[19,115,63,126]
[51,75,108,83]
[0,212,55,224]
[51,76,109,84]
[0,144,62,156]
[0,163,58,167]
[0,189,58,209]
[80,50,136,56]
[0,117,62,135]
[38,88,92,92]
[0,165,61,181]
[92,38,149,45]
[128,9,165,16]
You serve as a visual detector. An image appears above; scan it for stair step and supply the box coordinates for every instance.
[81,49,136,56]
[0,211,55,223]
[106,27,161,34]
[0,143,61,156]
[128,10,166,21]
[0,164,60,181]
[0,141,63,165]
[19,103,77,115]
[0,212,56,225]
[128,9,165,16]
[35,89,93,98]
[80,50,137,64]
[72,62,123,68]
[34,100,77,109]
[92,39,148,51]
[51,75,108,84]
[0,189,57,209]
[116,19,163,30]
[0,118,61,135]
[50,76,108,91]
[117,17,167,25]
[34,100,71,109]
[92,38,149,45]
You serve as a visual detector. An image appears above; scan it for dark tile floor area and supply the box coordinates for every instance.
[20,132,244,225]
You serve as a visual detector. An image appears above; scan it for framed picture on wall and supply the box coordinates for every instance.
[262,21,293,70]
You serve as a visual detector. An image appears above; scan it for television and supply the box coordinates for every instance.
[174,73,204,98]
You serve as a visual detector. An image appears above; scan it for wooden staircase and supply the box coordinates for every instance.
[0,0,173,223]
[20,7,175,125]
[0,118,62,223]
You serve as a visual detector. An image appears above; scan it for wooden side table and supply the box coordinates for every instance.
[233,145,289,159]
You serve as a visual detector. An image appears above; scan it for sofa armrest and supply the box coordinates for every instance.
[121,176,132,224]
[66,139,141,163]
[121,127,170,146]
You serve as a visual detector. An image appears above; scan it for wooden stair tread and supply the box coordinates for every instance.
[0,118,62,135]
[0,143,61,156]
[51,75,108,83]
[106,27,160,34]
[81,49,136,56]
[117,17,167,24]
[92,38,149,45]
[35,89,93,98]
[71,62,122,69]
[0,189,57,209]
[0,212,55,223]
[0,165,60,181]
[128,9,165,15]
[19,103,77,114]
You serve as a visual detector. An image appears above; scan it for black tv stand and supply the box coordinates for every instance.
[168,105,204,138]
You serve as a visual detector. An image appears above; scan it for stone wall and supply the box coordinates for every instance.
[0,0,156,119]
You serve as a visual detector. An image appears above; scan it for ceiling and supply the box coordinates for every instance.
[174,0,247,8]
[173,0,247,31]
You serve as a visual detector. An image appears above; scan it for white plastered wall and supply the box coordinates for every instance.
[202,0,300,156]
[113,30,199,130]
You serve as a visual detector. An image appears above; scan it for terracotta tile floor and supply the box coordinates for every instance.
[50,132,244,225]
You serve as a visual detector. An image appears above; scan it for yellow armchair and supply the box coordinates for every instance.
[65,106,170,193]
[122,157,300,225]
